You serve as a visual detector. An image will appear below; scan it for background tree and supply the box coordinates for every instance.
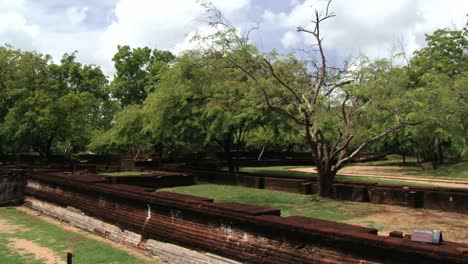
[144,52,262,172]
[408,29,467,166]
[88,105,152,155]
[0,46,21,154]
[89,46,175,154]
[111,45,175,106]
[0,47,101,161]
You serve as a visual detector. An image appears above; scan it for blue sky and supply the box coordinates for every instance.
[1,0,466,76]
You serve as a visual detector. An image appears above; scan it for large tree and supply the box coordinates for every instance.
[111,45,175,106]
[198,1,415,196]
[88,46,175,154]
[0,47,102,160]
[408,29,467,166]
[144,52,262,171]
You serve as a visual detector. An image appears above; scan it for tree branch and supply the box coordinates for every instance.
[335,122,406,169]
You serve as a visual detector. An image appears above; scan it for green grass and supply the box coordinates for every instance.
[335,176,434,187]
[160,184,372,222]
[351,154,419,166]
[99,171,147,177]
[407,161,468,179]
[0,207,150,264]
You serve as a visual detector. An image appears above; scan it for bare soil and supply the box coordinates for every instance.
[290,166,468,188]
[8,238,62,264]
[344,204,468,243]
[16,207,164,263]
[0,219,29,234]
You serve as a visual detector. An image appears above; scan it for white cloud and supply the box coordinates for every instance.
[66,6,89,26]
[0,0,466,77]
[98,0,251,75]
[262,0,468,60]
[281,31,301,48]
[0,1,39,50]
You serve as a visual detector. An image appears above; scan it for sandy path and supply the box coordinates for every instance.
[289,166,468,189]
[8,238,62,264]
[16,207,163,263]
[0,219,29,234]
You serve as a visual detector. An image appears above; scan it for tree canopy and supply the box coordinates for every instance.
[0,2,465,196]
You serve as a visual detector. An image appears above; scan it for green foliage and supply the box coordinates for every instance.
[143,51,267,167]
[408,29,467,164]
[0,46,108,158]
[111,45,175,106]
[88,105,151,153]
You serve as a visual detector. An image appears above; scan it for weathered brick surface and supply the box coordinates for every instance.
[0,168,26,205]
[23,169,468,264]
[264,177,310,194]
[106,171,194,189]
[25,198,240,264]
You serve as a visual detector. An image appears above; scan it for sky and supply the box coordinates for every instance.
[0,0,466,77]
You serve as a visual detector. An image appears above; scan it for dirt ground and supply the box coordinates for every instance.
[8,238,62,264]
[0,219,28,234]
[0,218,62,263]
[2,207,164,264]
[290,166,468,188]
[344,203,468,243]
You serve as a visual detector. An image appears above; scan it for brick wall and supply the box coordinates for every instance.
[23,169,468,264]
[0,168,26,205]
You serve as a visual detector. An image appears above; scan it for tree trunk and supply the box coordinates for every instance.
[235,145,240,173]
[438,144,444,164]
[257,145,265,161]
[316,168,336,197]
[223,137,235,173]
[226,150,234,173]
[402,153,406,165]
[313,151,336,197]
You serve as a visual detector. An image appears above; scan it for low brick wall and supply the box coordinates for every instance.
[264,177,311,194]
[25,198,241,264]
[23,169,468,264]
[106,171,195,189]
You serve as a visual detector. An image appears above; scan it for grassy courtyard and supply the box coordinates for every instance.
[161,184,468,243]
[0,207,155,264]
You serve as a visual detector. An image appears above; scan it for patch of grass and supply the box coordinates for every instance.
[160,184,373,222]
[99,171,147,177]
[353,154,419,166]
[0,207,150,264]
[335,175,435,187]
[407,161,468,179]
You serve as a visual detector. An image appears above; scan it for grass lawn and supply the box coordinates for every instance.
[161,184,363,221]
[0,207,152,264]
[407,161,468,179]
